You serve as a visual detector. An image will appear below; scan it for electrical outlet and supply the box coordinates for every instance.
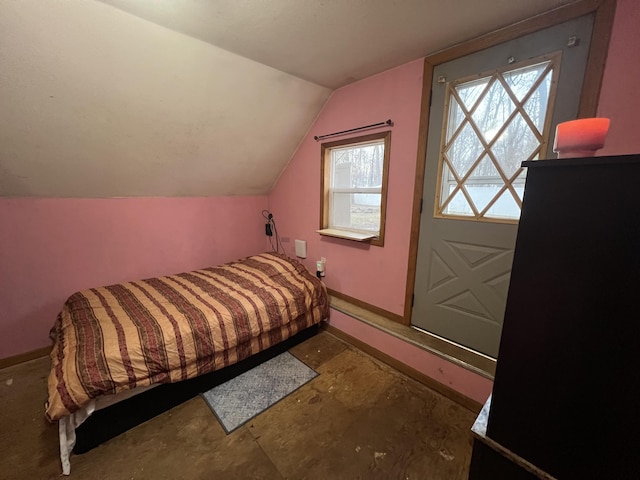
[316,257,326,277]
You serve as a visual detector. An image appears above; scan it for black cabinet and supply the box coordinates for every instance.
[473,155,640,479]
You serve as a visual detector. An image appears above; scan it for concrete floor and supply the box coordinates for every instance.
[0,331,476,479]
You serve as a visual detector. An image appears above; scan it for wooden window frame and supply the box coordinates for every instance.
[435,53,562,223]
[320,131,391,247]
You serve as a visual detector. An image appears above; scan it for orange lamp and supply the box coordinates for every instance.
[553,118,610,158]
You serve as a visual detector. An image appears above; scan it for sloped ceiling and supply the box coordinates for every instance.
[100,0,575,89]
[0,0,331,197]
[0,0,575,197]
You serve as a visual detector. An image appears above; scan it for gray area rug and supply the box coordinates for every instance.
[201,351,318,433]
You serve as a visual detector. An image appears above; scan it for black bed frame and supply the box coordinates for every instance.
[73,323,319,453]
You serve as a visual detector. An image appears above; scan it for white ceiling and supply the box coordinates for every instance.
[100,0,575,88]
[1,0,577,197]
[0,0,330,197]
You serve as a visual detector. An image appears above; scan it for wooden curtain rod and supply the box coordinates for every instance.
[314,119,393,141]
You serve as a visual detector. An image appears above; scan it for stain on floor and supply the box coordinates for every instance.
[0,331,475,479]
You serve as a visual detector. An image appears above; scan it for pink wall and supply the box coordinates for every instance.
[329,310,493,404]
[597,0,640,156]
[267,60,495,403]
[0,196,267,358]
[269,2,640,403]
[269,60,424,315]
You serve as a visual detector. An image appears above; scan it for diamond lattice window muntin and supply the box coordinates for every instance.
[436,53,561,222]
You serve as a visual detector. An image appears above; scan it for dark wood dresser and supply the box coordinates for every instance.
[469,154,640,479]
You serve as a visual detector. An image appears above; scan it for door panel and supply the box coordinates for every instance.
[416,219,517,356]
[412,14,594,357]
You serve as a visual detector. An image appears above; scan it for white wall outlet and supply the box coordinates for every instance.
[294,239,307,258]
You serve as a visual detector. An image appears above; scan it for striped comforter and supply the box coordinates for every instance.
[46,253,328,421]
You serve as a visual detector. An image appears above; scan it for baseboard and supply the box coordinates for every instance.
[326,288,406,324]
[322,324,482,414]
[0,345,51,370]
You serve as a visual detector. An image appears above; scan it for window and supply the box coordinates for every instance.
[437,54,560,221]
[320,131,391,246]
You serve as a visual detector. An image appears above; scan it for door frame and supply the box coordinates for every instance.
[403,0,617,323]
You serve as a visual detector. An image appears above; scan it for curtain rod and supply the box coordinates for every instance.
[314,119,393,141]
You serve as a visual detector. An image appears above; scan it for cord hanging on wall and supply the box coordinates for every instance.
[314,119,393,141]
[262,210,284,254]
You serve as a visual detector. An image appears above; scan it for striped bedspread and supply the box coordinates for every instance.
[46,253,328,421]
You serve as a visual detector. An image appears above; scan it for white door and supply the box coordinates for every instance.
[412,15,595,357]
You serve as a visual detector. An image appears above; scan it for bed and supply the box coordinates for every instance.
[45,252,329,474]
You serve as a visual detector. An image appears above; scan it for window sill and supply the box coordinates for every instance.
[317,228,376,242]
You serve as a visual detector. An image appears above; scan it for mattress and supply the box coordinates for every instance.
[46,252,329,422]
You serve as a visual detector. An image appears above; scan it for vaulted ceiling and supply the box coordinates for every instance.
[0,0,575,197]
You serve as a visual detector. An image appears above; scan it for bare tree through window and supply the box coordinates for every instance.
[331,141,384,231]
[438,54,560,221]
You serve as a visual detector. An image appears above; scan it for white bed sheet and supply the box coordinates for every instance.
[56,383,157,475]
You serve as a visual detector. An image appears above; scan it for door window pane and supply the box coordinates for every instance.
[470,80,516,144]
[484,189,522,220]
[522,70,553,133]
[438,56,559,221]
[446,121,484,178]
[492,112,540,178]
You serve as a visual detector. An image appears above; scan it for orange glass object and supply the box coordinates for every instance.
[553,118,610,158]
